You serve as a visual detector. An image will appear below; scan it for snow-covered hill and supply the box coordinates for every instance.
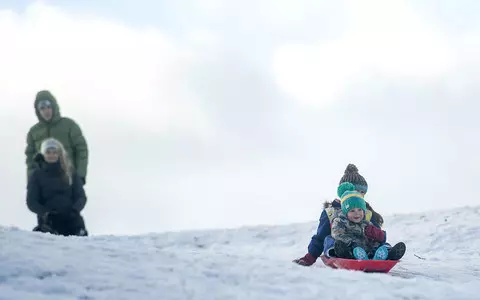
[1,206,479,300]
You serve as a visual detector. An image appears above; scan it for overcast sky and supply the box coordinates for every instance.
[1,0,479,235]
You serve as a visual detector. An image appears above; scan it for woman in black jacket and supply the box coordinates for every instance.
[27,138,88,236]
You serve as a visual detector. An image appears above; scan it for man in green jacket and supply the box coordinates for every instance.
[25,90,89,185]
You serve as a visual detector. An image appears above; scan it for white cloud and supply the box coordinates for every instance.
[0,2,213,138]
[272,42,357,109]
[271,0,455,109]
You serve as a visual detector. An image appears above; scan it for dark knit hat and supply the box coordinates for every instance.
[338,164,368,194]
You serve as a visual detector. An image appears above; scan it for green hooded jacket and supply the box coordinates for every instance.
[25,90,89,181]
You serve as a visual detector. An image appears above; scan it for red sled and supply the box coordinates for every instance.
[320,255,399,273]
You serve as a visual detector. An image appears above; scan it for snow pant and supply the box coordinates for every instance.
[323,235,336,257]
[307,210,331,258]
[34,211,88,237]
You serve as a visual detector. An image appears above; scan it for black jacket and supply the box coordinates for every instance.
[27,155,87,216]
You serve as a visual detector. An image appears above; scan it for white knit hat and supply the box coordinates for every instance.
[40,138,60,155]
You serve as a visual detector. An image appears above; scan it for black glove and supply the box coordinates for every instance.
[349,241,359,249]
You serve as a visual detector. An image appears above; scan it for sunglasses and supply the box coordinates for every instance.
[38,100,52,110]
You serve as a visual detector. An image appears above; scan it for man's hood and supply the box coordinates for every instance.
[34,90,61,123]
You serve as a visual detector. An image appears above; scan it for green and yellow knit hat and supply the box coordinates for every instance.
[338,182,367,214]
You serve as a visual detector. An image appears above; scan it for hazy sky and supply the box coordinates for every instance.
[1,0,479,235]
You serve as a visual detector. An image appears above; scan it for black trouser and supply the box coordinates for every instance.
[34,211,88,236]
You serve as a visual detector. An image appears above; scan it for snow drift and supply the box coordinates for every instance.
[1,206,479,299]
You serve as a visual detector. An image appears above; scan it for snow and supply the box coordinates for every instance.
[1,206,479,300]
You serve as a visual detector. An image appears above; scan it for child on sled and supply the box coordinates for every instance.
[294,164,385,266]
[324,182,406,260]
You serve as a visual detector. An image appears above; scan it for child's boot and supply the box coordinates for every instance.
[372,245,389,260]
[387,242,406,260]
[353,247,368,260]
